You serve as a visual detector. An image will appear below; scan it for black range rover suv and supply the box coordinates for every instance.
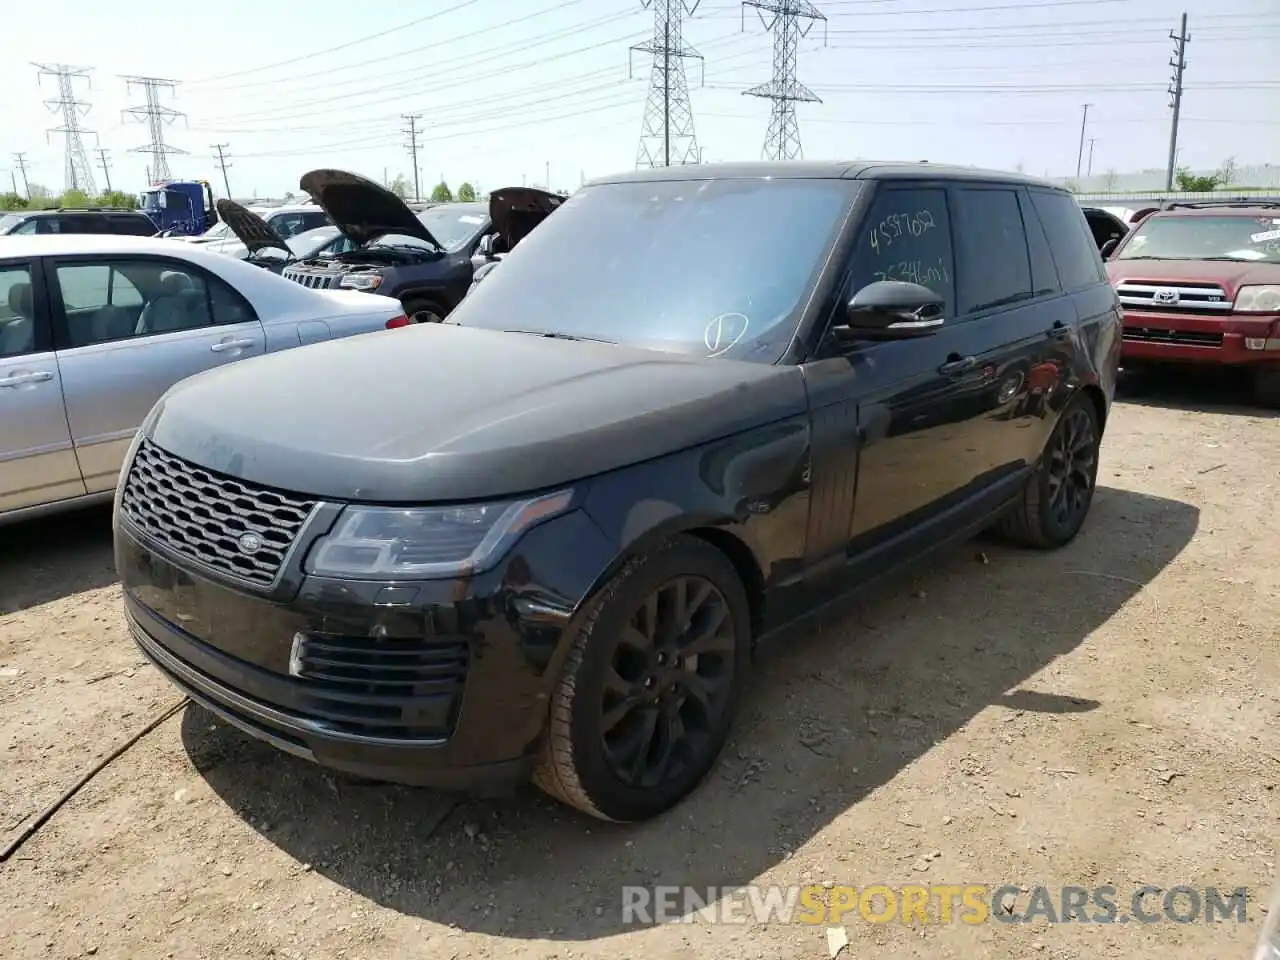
[115,162,1121,823]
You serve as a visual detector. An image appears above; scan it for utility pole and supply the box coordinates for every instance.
[211,143,232,198]
[13,152,30,199]
[96,146,113,193]
[631,1,704,168]
[401,114,423,202]
[743,1,828,161]
[9,170,17,195]
[34,63,98,195]
[1166,12,1190,191]
[545,160,550,190]
[1087,138,1096,177]
[121,76,187,182]
[1075,103,1091,178]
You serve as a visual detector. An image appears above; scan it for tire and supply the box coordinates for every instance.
[1251,366,1280,409]
[532,535,751,822]
[994,393,1101,550]
[401,297,446,324]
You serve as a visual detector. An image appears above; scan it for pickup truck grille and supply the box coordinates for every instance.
[281,267,340,290]
[121,440,318,588]
[1115,281,1231,313]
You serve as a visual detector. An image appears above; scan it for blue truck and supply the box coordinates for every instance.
[139,179,219,236]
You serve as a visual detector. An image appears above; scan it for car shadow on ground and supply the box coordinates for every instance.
[1116,366,1279,418]
[0,504,116,615]
[185,485,1198,942]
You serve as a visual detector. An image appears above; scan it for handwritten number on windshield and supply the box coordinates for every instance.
[704,313,750,357]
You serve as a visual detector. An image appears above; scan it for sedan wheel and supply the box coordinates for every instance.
[533,536,750,822]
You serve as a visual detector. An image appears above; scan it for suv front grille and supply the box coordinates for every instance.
[121,440,318,587]
[1115,281,1231,313]
[1122,327,1224,347]
[281,267,340,289]
[289,632,470,738]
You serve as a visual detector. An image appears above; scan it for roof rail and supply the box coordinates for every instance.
[41,206,143,213]
[1161,199,1280,211]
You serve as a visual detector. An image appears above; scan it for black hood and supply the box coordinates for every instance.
[213,198,292,258]
[143,324,806,504]
[299,168,440,248]
[488,186,562,249]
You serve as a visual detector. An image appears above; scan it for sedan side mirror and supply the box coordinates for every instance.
[1100,238,1119,259]
[838,280,946,341]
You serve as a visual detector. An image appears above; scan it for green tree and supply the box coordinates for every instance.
[1175,168,1224,192]
[58,188,91,208]
[430,181,453,203]
[0,192,28,211]
[456,182,477,202]
[388,174,410,200]
[97,190,138,209]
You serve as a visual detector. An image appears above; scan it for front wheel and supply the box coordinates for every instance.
[401,298,446,324]
[1251,365,1280,409]
[532,535,751,822]
[994,394,1101,549]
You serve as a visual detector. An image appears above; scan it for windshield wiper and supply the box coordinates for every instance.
[504,328,617,344]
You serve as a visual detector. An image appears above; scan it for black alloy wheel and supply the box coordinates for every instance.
[995,394,1101,549]
[533,536,751,822]
[598,575,736,790]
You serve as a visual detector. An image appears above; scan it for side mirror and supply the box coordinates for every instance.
[838,281,945,341]
[1100,238,1119,259]
[476,234,496,258]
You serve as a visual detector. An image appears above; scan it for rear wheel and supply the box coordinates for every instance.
[532,535,751,822]
[995,394,1100,549]
[1251,365,1280,409]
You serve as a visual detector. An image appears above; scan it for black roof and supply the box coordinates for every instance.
[585,160,1067,192]
[14,207,151,215]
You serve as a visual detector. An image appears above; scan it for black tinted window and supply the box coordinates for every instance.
[1029,191,1106,289]
[846,186,955,314]
[1021,193,1060,297]
[953,188,1032,313]
[109,214,158,236]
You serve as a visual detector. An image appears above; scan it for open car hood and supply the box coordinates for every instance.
[299,168,440,248]
[488,186,563,248]
[213,199,292,258]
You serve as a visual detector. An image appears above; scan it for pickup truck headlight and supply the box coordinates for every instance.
[339,274,384,292]
[305,489,574,580]
[1234,285,1280,313]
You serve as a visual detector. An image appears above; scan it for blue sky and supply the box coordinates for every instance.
[2,0,1277,199]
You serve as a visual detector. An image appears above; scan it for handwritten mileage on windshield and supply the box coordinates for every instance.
[704,313,750,358]
[869,210,937,256]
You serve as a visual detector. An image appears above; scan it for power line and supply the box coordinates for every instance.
[1165,12,1190,191]
[631,0,704,167]
[33,63,98,196]
[211,143,232,198]
[742,1,827,161]
[402,114,423,201]
[12,153,31,200]
[96,147,112,193]
[121,76,187,183]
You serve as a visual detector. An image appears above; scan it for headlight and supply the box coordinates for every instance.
[1235,285,1280,313]
[339,274,383,292]
[305,489,573,580]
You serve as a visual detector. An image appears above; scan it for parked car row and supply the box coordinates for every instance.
[105,161,1124,823]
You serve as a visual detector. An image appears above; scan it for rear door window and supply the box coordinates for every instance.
[1028,191,1107,290]
[951,187,1033,315]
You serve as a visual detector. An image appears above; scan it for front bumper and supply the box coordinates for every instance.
[116,505,613,790]
[1121,310,1280,365]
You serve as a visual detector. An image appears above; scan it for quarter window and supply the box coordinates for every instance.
[953,188,1033,314]
[53,259,255,349]
[1028,190,1107,290]
[845,187,956,315]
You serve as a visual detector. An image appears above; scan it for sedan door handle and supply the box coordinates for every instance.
[210,338,256,353]
[1048,321,1072,340]
[0,370,54,387]
[938,355,977,376]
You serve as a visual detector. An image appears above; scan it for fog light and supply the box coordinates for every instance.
[1246,338,1267,350]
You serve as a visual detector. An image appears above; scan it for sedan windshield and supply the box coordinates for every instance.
[1118,214,1280,263]
[449,178,858,362]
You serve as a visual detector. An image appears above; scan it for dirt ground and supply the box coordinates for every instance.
[2,370,1277,960]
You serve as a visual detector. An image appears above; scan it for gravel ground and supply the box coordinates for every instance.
[1,371,1277,960]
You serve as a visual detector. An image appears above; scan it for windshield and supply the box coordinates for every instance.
[287,226,341,256]
[199,221,235,240]
[413,203,489,252]
[449,178,858,362]
[0,214,25,234]
[1118,214,1280,263]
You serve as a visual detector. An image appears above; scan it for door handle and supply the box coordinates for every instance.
[1048,321,1072,340]
[210,338,255,353]
[938,355,977,376]
[0,371,54,387]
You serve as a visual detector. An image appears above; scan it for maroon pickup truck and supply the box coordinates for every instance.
[1104,201,1280,406]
